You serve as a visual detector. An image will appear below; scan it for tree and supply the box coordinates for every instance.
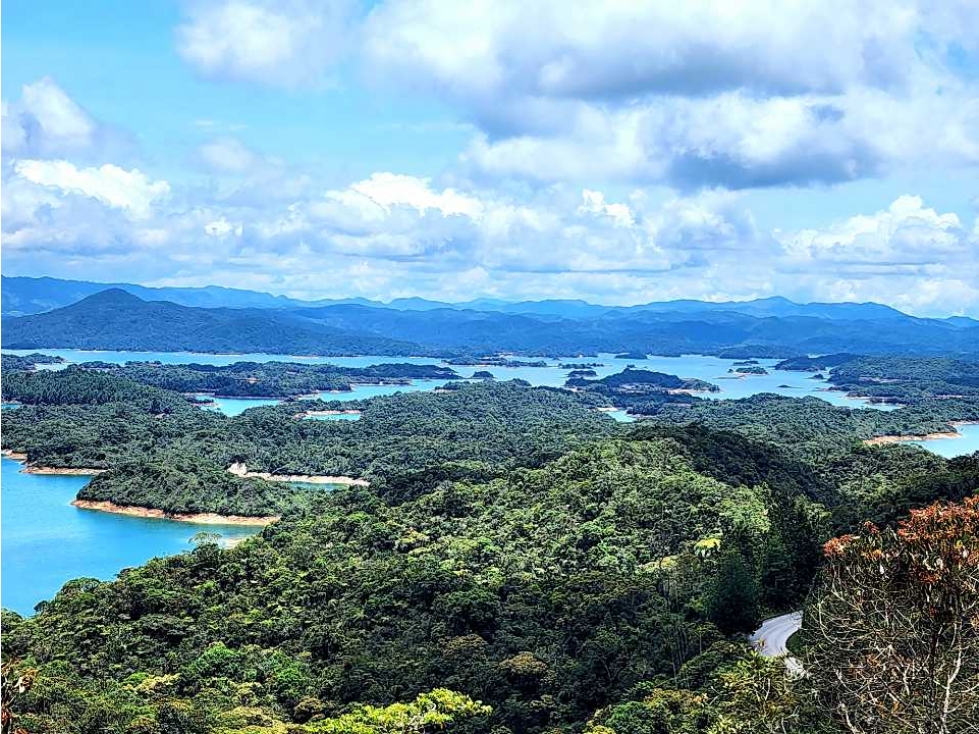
[807,497,979,734]
[708,547,760,635]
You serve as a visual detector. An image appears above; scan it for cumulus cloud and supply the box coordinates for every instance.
[778,195,970,268]
[773,195,979,313]
[362,0,979,189]
[176,0,355,88]
[4,159,978,313]
[363,0,921,102]
[12,160,170,218]
[339,173,485,218]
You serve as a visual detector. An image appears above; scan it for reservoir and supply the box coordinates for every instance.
[3,349,896,410]
[2,349,956,615]
[0,455,260,615]
[911,423,979,458]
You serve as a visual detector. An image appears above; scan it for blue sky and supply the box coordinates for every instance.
[2,0,978,315]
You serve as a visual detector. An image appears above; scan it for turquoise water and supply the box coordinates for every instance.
[605,409,636,423]
[912,423,979,458]
[0,457,260,615]
[197,395,283,416]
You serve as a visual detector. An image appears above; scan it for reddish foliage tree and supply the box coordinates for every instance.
[808,497,979,734]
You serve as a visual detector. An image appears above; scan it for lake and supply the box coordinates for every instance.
[3,348,895,412]
[911,423,979,458]
[0,455,260,615]
[0,348,931,615]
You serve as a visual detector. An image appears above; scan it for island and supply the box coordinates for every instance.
[729,365,769,375]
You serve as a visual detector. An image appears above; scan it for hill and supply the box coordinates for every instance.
[0,289,428,356]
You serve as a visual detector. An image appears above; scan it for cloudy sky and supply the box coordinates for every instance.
[3,0,978,315]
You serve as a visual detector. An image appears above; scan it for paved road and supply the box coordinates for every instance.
[750,611,803,672]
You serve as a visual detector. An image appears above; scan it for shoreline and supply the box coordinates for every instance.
[864,422,978,446]
[2,450,105,474]
[25,466,106,475]
[228,462,370,486]
[71,499,279,526]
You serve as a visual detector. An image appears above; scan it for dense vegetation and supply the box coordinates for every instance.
[827,356,979,402]
[729,365,768,375]
[565,368,718,412]
[1,373,617,515]
[0,352,65,371]
[0,429,825,732]
[640,393,979,452]
[70,361,460,398]
[3,420,977,733]
[3,351,978,733]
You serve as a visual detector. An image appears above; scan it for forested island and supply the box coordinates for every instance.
[728,365,768,375]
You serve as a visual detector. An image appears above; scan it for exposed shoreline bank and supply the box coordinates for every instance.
[1,449,105,474]
[227,462,370,486]
[864,421,979,446]
[71,499,279,526]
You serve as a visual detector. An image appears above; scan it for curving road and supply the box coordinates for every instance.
[750,611,802,656]
[750,611,803,673]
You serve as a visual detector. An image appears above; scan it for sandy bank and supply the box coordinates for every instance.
[864,423,978,446]
[71,499,279,525]
[2,450,105,474]
[25,466,106,475]
[227,462,370,486]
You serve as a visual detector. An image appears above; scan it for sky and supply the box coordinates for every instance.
[2,0,978,316]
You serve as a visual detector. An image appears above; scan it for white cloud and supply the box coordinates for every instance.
[176,0,354,88]
[205,217,244,238]
[778,195,968,267]
[363,0,923,103]
[13,160,171,218]
[363,0,979,189]
[2,78,99,157]
[578,190,635,227]
[339,172,485,218]
[773,195,979,314]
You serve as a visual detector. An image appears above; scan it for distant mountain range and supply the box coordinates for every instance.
[4,274,972,324]
[3,284,977,358]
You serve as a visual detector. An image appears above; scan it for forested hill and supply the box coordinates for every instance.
[3,287,978,358]
[0,289,432,356]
